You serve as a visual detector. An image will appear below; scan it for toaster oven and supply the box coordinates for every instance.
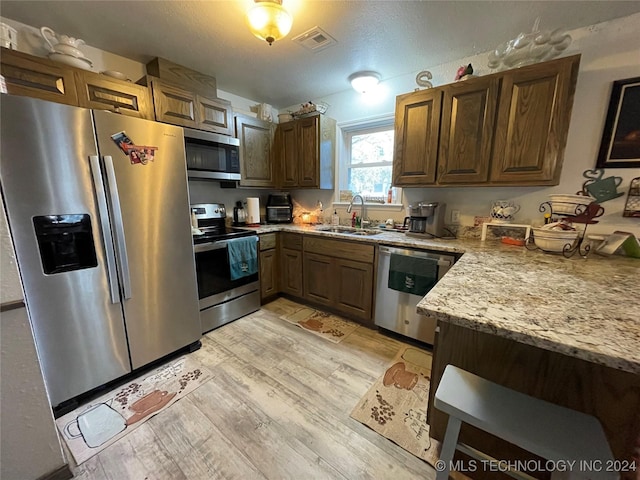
[266,193,293,223]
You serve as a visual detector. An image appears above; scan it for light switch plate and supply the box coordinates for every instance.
[451,210,460,224]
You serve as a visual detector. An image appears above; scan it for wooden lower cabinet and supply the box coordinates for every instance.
[280,247,303,297]
[302,237,375,323]
[303,252,333,306]
[259,233,278,302]
[334,258,374,320]
[259,249,278,300]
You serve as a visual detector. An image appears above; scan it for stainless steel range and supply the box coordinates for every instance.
[191,203,260,333]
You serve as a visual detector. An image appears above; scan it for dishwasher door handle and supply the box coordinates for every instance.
[379,246,453,268]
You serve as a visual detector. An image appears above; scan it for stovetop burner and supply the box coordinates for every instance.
[191,202,257,244]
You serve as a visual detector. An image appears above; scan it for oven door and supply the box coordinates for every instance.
[194,237,259,309]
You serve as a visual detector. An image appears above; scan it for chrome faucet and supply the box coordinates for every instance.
[346,194,366,225]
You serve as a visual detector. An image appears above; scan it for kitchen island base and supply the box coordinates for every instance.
[428,322,640,480]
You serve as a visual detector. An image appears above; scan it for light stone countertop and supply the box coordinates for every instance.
[246,224,640,374]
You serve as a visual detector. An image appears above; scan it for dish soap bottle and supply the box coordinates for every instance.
[332,210,339,226]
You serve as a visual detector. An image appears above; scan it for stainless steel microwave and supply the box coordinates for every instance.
[184,127,240,181]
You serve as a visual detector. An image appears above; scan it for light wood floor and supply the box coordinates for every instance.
[69,303,437,479]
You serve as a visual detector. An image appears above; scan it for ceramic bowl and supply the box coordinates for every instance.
[48,52,93,70]
[101,70,130,81]
[532,227,579,252]
[548,194,593,216]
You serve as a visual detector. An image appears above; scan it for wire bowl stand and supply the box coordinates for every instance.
[525,200,602,258]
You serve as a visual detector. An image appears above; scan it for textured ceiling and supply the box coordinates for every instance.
[2,1,640,108]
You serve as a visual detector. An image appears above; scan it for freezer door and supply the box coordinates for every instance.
[92,111,201,368]
[0,95,130,406]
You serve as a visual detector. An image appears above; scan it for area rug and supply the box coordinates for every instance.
[265,298,360,343]
[56,355,212,465]
[350,346,441,466]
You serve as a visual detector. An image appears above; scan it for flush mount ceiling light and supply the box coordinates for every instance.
[247,0,293,46]
[349,71,381,94]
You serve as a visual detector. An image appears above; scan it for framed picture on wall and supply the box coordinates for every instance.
[596,76,640,168]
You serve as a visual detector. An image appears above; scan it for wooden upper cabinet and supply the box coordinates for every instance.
[0,47,78,106]
[298,116,320,187]
[74,71,153,119]
[197,95,233,136]
[149,78,197,128]
[274,113,335,189]
[438,77,499,184]
[392,54,580,187]
[491,56,579,185]
[393,88,442,185]
[279,121,298,187]
[236,114,276,187]
[146,76,234,134]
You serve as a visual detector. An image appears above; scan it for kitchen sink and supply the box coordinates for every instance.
[315,226,382,236]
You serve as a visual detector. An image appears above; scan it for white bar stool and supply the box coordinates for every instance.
[434,365,617,480]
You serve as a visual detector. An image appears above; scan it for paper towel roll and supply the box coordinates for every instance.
[246,197,260,225]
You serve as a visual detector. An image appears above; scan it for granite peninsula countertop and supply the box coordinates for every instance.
[246,224,640,374]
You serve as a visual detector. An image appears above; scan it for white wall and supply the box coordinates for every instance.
[0,203,67,480]
[285,13,640,235]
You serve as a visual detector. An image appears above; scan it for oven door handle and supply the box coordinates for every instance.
[194,236,258,253]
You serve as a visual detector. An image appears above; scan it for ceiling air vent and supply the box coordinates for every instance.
[292,27,337,52]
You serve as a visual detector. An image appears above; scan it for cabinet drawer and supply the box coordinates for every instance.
[260,233,277,251]
[303,237,374,263]
[281,232,302,251]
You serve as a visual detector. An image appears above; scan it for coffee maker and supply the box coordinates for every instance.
[405,202,447,238]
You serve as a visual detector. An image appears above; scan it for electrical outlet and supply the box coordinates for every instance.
[451,210,460,224]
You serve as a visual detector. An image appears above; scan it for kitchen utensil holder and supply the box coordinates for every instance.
[525,200,603,258]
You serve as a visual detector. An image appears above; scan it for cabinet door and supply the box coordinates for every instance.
[279,122,299,188]
[491,56,578,185]
[393,89,442,185]
[298,116,320,187]
[280,247,303,298]
[75,71,153,119]
[438,77,498,184]
[260,249,278,300]
[334,258,374,322]
[197,95,233,135]
[151,79,197,128]
[303,252,333,306]
[0,47,78,106]
[236,115,276,187]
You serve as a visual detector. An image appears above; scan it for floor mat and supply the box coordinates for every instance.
[350,346,441,466]
[265,298,360,343]
[56,355,212,465]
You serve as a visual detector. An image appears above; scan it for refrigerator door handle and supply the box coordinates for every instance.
[89,155,120,304]
[103,155,133,300]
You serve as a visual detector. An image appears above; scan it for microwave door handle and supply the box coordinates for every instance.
[89,155,120,304]
[103,155,133,300]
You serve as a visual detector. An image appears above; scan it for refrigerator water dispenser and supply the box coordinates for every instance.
[33,214,97,274]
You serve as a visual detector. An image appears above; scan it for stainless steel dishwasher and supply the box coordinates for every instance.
[374,246,456,344]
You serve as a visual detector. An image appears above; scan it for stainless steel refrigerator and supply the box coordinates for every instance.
[0,95,201,408]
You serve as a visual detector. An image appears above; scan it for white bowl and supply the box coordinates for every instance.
[532,228,579,252]
[548,194,593,216]
[101,70,130,81]
[48,52,93,70]
[52,43,85,58]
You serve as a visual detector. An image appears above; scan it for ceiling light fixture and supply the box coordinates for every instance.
[349,71,381,94]
[247,0,293,46]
